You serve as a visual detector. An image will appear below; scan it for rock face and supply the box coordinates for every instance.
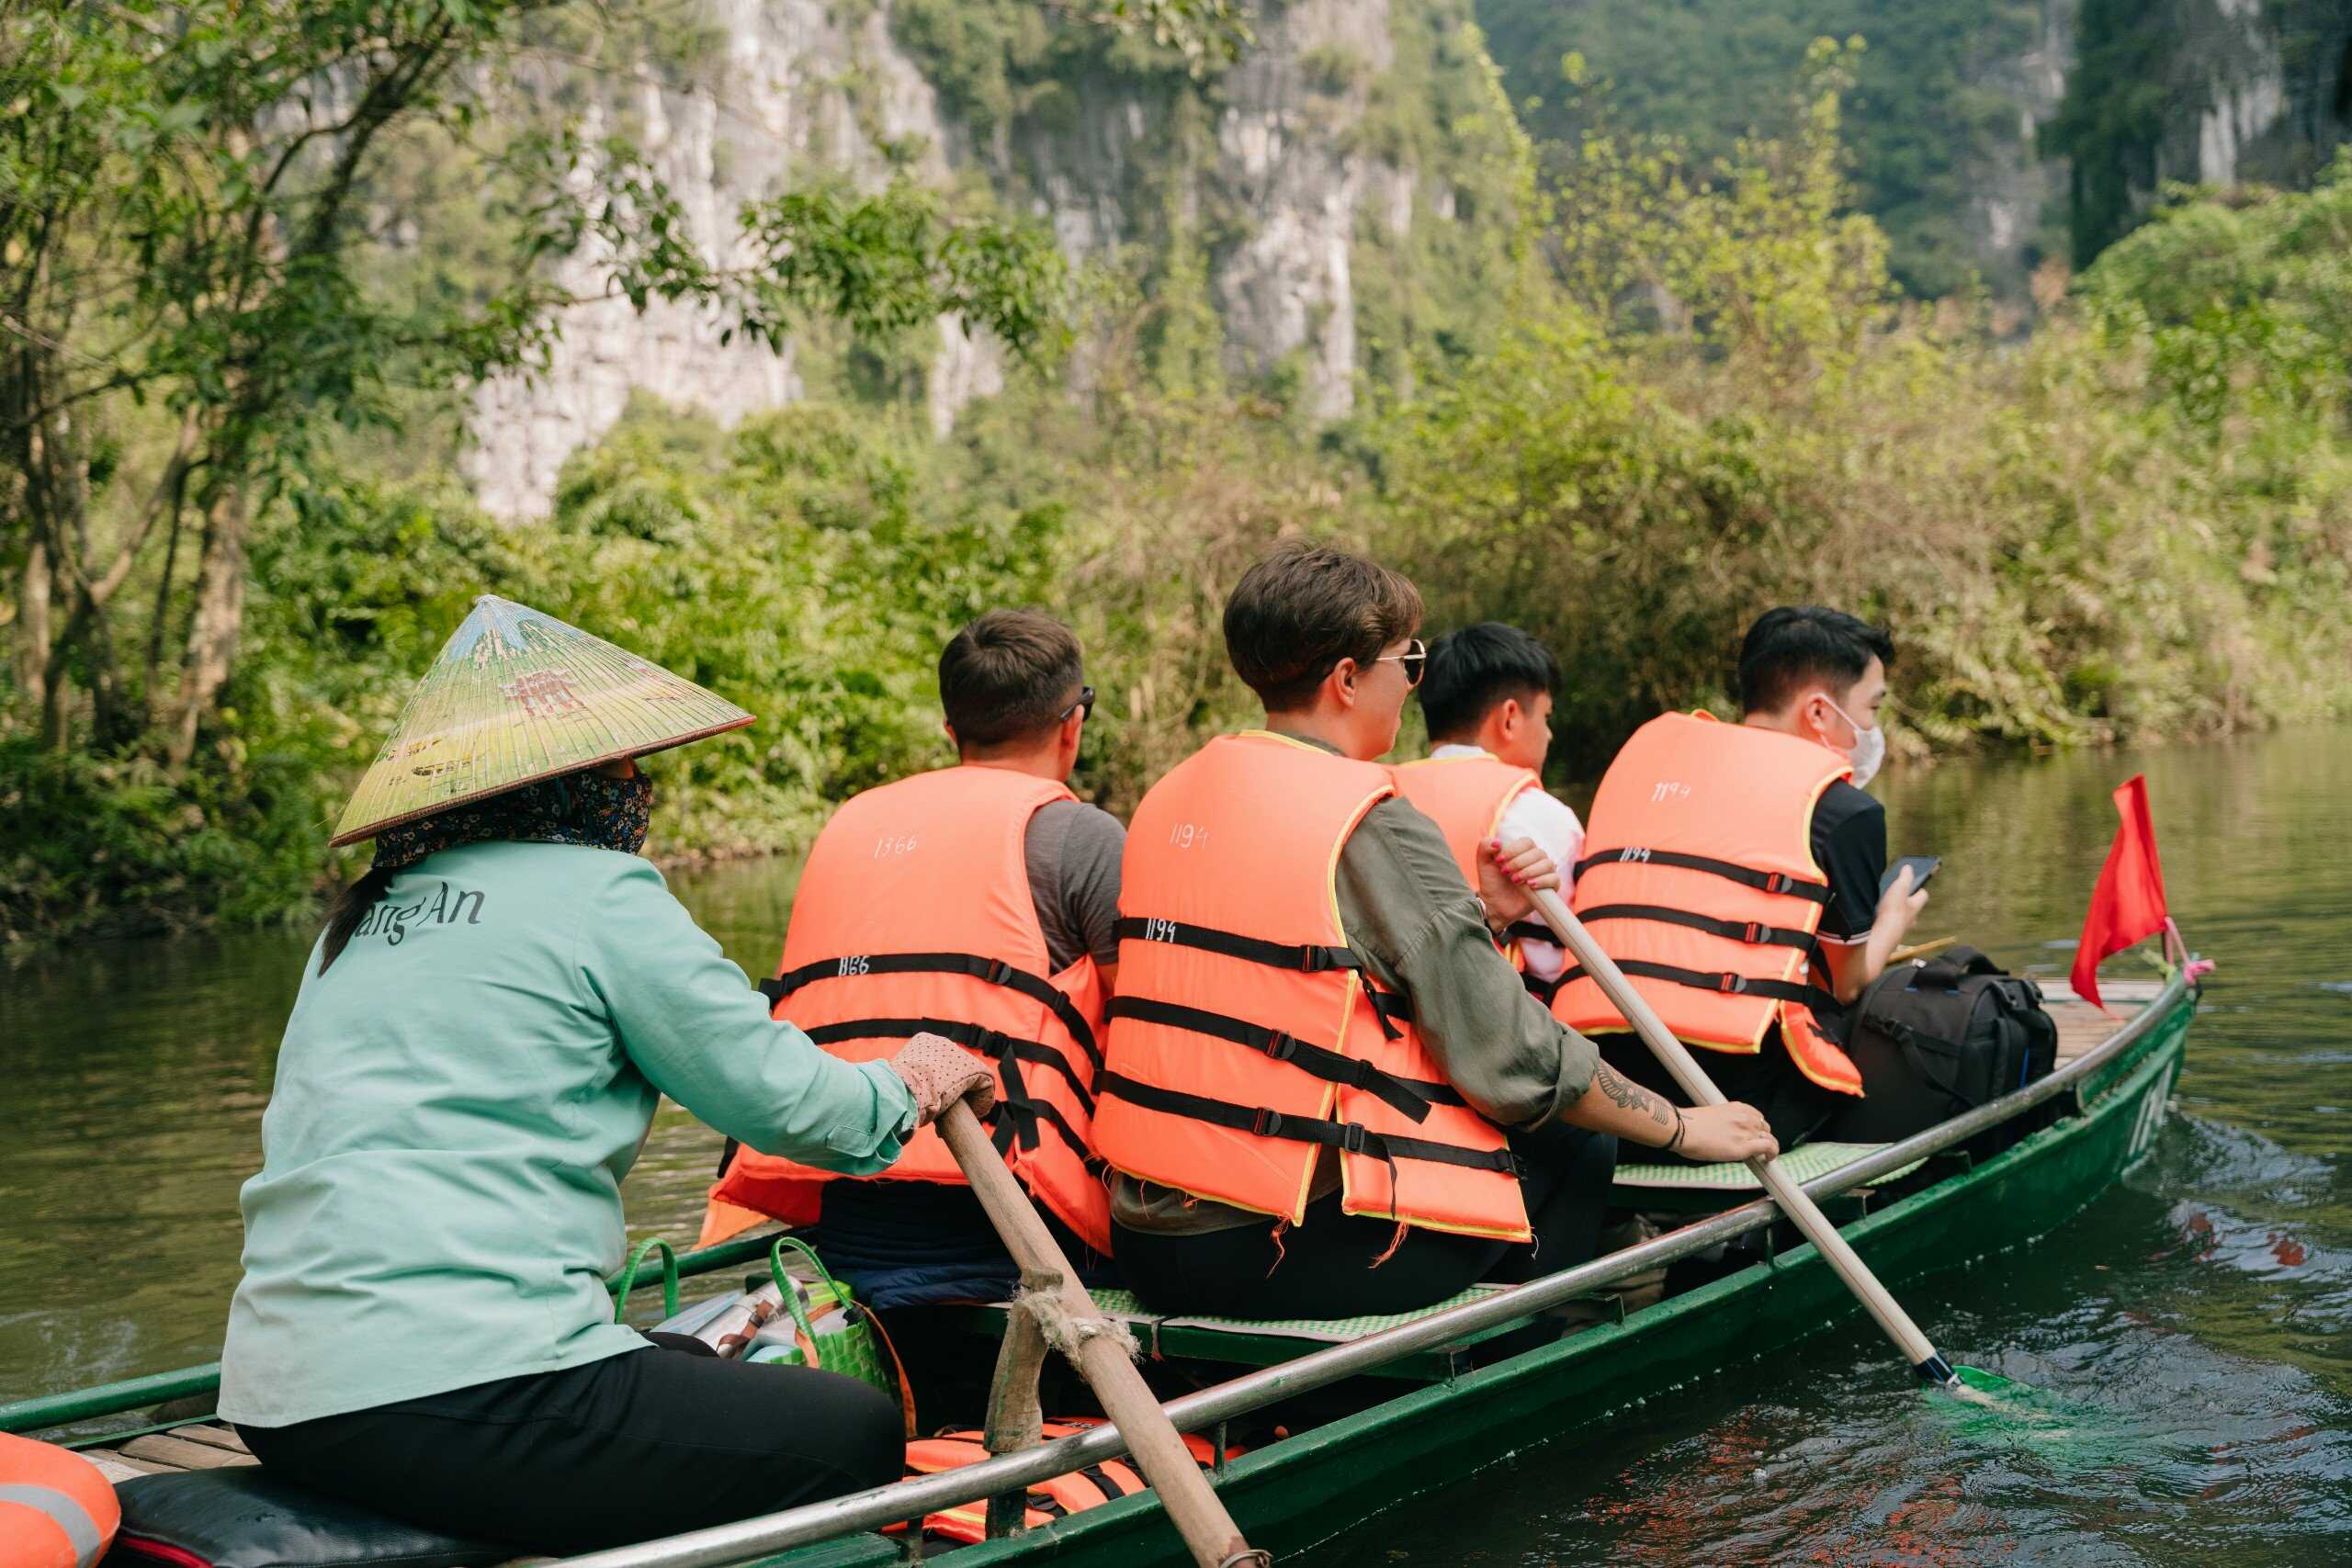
[467,0,1494,517]
[2051,0,2352,263]
[1964,1,2076,299]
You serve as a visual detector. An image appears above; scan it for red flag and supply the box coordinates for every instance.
[2072,774,2170,1010]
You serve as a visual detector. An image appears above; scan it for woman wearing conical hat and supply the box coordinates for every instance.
[217,597,990,1552]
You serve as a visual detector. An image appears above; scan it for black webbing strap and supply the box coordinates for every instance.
[1097,1072,1521,1177]
[1575,902,1828,972]
[1103,996,1459,1122]
[799,1018,1093,1167]
[1074,1465,1136,1505]
[769,953,1101,1069]
[1574,847,1832,906]
[801,1017,1095,1117]
[1556,957,1839,1013]
[1502,920,1556,948]
[1362,983,1415,1042]
[1114,916,1364,975]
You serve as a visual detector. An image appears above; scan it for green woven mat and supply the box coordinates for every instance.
[1612,1140,1925,1191]
[1064,1283,1509,1343]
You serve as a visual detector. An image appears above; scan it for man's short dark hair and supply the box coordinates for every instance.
[940,609,1083,748]
[1419,622,1559,742]
[1737,606,1896,715]
[1223,540,1423,710]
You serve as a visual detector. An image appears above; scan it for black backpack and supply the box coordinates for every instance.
[1821,946,2060,1157]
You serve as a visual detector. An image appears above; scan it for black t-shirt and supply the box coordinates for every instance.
[1810,780,1888,941]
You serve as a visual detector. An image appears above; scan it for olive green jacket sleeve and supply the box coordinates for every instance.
[1334,796,1600,1130]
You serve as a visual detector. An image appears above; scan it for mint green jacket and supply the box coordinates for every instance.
[218,840,915,1427]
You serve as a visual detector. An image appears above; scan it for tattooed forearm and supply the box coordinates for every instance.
[1594,1061,1674,1128]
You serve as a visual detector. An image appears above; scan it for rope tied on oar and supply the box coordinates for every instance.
[1012,1284,1139,1360]
[935,1100,1261,1567]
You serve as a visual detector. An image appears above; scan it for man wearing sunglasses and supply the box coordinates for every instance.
[703,609,1123,1325]
[1094,542,1775,1322]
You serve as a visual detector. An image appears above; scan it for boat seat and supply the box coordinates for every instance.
[1612,1139,1928,1212]
[111,1468,509,1568]
[967,1284,1537,1382]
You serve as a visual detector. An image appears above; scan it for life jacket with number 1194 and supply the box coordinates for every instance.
[701,766,1112,1253]
[1551,711,1864,1095]
[1093,732,1531,1241]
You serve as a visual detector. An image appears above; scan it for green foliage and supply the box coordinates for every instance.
[1478,0,2053,298]
[11,17,2352,948]
[1375,75,2352,771]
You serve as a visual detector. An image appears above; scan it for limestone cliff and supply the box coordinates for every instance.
[464,0,1520,518]
[2048,0,2352,265]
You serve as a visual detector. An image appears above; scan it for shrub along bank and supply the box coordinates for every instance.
[6,119,2349,944]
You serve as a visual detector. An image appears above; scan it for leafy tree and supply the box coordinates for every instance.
[1,1,1243,771]
[1478,0,2052,298]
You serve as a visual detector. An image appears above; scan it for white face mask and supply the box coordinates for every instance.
[1816,694,1885,788]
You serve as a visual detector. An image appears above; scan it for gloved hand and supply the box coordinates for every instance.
[887,1032,997,1126]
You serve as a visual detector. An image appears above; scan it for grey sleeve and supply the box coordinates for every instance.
[1025,800,1126,972]
[1337,798,1599,1129]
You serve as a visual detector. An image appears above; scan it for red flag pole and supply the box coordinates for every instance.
[2072,775,2172,1011]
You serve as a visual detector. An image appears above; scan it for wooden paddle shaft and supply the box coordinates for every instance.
[935,1102,1261,1567]
[1532,889,1956,1383]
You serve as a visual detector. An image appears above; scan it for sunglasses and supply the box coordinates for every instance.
[1059,685,1097,723]
[1374,639,1427,688]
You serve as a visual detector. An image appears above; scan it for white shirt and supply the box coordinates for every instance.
[1430,743,1587,981]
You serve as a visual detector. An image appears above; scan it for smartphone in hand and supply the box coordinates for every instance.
[1879,855,1941,897]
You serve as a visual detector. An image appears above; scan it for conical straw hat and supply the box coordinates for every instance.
[332,594,754,846]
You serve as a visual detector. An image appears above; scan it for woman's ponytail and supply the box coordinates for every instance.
[317,863,395,975]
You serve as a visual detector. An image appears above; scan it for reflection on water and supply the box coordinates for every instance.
[3,728,2346,1561]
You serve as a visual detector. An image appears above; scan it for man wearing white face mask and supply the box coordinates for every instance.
[1557,605,1928,1151]
[1736,605,1925,1006]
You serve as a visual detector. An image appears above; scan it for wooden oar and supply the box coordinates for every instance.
[934,1102,1264,1566]
[1889,935,1959,964]
[1530,888,1963,1389]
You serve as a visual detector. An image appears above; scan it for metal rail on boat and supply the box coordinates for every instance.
[559,969,2190,1568]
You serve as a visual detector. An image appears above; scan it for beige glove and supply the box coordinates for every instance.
[887,1032,998,1126]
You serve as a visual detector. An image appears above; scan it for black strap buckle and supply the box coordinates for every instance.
[1262,1031,1300,1062]
[985,958,1014,987]
[1741,920,1766,944]
[1299,946,1335,973]
[1715,972,1748,994]
[1251,1107,1284,1138]
[975,1027,1008,1057]
[1339,1122,1369,1154]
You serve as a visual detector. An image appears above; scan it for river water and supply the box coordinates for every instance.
[4,728,2346,1562]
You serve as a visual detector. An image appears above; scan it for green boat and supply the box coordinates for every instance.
[1,967,2194,1568]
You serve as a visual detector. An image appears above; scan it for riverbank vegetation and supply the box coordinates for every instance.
[6,23,2349,943]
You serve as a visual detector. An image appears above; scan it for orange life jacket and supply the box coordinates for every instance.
[0,1432,119,1568]
[1550,711,1864,1095]
[1389,752,1549,982]
[703,766,1112,1253]
[903,1420,1236,1543]
[1094,732,1531,1241]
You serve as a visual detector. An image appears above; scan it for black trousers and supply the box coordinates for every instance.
[237,1335,903,1554]
[1113,1128,1619,1320]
